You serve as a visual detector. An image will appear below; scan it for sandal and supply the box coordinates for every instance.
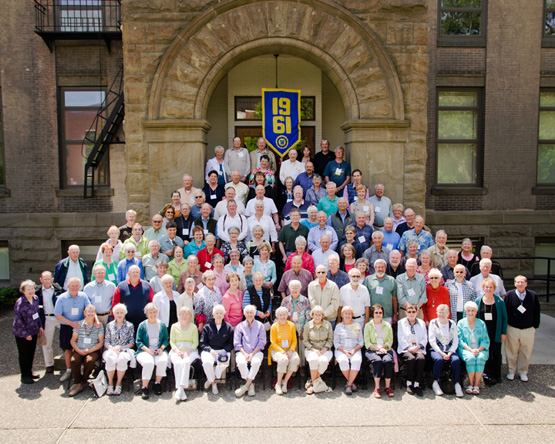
[385,387,395,397]
[373,388,382,398]
[345,385,353,395]
[351,384,358,393]
[466,385,474,394]
[472,386,480,395]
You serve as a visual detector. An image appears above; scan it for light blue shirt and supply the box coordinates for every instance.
[398,228,434,254]
[382,229,401,251]
[159,235,185,260]
[143,227,167,243]
[307,225,339,252]
[368,195,392,227]
[117,257,144,283]
[83,279,116,314]
[312,248,335,269]
[54,291,91,325]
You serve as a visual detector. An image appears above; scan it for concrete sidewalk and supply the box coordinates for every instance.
[0,312,553,444]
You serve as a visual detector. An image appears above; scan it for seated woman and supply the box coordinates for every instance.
[103,303,136,396]
[200,304,234,395]
[94,244,118,286]
[96,225,123,262]
[269,306,301,395]
[149,259,169,294]
[423,268,450,326]
[239,256,254,292]
[253,241,277,290]
[233,305,267,397]
[222,271,244,328]
[243,271,272,326]
[397,303,427,396]
[303,305,334,394]
[334,305,364,395]
[364,304,395,398]
[284,235,315,275]
[153,274,180,329]
[69,304,104,397]
[224,249,246,275]
[212,254,229,296]
[340,243,357,273]
[428,304,463,397]
[458,301,490,395]
[194,270,223,332]
[177,277,196,312]
[169,306,199,401]
[220,226,248,263]
[135,303,169,400]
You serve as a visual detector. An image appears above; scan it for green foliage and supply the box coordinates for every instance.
[0,287,19,309]
[249,97,315,120]
[440,11,481,36]
[538,144,555,184]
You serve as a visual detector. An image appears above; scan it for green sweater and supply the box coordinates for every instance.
[364,319,393,350]
[135,319,169,356]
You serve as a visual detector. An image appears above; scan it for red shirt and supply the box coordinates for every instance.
[423,285,450,323]
[197,247,224,272]
[284,251,315,275]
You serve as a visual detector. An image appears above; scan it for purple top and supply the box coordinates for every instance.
[13,295,42,338]
[233,319,267,353]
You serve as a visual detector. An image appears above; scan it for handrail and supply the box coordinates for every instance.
[495,256,554,302]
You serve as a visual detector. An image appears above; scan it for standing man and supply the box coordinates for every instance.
[120,223,150,260]
[504,276,541,382]
[441,250,470,282]
[225,170,250,206]
[195,202,218,238]
[313,139,335,177]
[396,258,426,319]
[363,231,391,274]
[224,137,251,183]
[142,240,169,281]
[112,265,153,334]
[369,184,393,230]
[337,268,370,329]
[278,210,309,260]
[308,265,340,327]
[159,221,185,260]
[278,255,313,298]
[307,211,338,252]
[398,215,434,255]
[386,250,405,279]
[217,200,249,243]
[250,137,277,172]
[323,146,351,194]
[143,214,167,243]
[364,259,398,325]
[382,217,401,252]
[354,211,374,252]
[327,197,355,242]
[395,208,415,237]
[327,255,350,289]
[294,161,316,195]
[177,174,199,206]
[470,258,506,297]
[118,209,138,241]
[37,271,62,373]
[83,265,116,326]
[54,244,89,291]
[446,264,477,322]
[215,186,246,219]
[424,230,450,268]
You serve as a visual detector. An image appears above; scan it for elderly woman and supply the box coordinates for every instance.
[194,270,223,332]
[68,304,105,396]
[303,305,334,394]
[169,306,199,401]
[338,226,364,260]
[177,277,196,312]
[281,280,311,363]
[305,176,326,207]
[170,190,182,217]
[153,274,180,329]
[224,249,246,275]
[183,225,206,258]
[392,203,405,230]
[103,303,135,396]
[200,304,233,394]
[221,226,248,263]
[239,256,254,292]
[247,224,264,259]
[400,239,419,267]
[248,171,273,200]
[13,280,43,384]
[177,254,203,293]
[94,244,118,285]
[149,259,169,294]
[167,245,187,283]
[458,238,479,270]
[317,181,339,217]
[160,204,176,229]
[335,305,364,395]
[458,301,490,395]
[243,271,272,325]
[280,148,304,184]
[476,278,508,386]
[96,225,123,262]
[350,185,374,225]
[397,303,427,396]
[203,170,225,208]
[270,306,300,395]
[233,305,267,397]
[222,271,244,328]
[301,204,320,229]
[284,236,315,275]
[212,254,229,296]
[364,304,395,398]
[417,251,444,286]
[428,304,463,397]
[136,303,169,400]
[355,258,371,278]
[423,268,450,326]
[253,241,277,288]
[205,145,227,185]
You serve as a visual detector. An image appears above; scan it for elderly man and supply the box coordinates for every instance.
[217,200,248,243]
[353,211,374,252]
[323,146,351,192]
[364,259,398,324]
[398,215,434,254]
[307,211,338,252]
[177,174,198,205]
[446,264,477,322]
[215,186,246,220]
[175,203,195,244]
[327,254,350,288]
[177,255,203,293]
[308,265,340,326]
[504,276,541,382]
[317,181,339,217]
[312,235,336,269]
[278,255,313,298]
[368,184,393,230]
[471,245,504,279]
[54,277,92,382]
[118,209,138,241]
[470,258,506,297]
[313,139,335,176]
[194,202,218,239]
[424,230,450,268]
[84,265,116,326]
[382,217,401,252]
[142,240,169,281]
[224,137,251,182]
[112,265,153,333]
[250,137,277,172]
[190,190,210,220]
[396,258,426,319]
[395,207,415,237]
[197,234,224,272]
[117,243,144,283]
[225,170,249,206]
[337,268,370,329]
[144,214,167,243]
[54,244,89,290]
[121,223,149,260]
[159,221,185,260]
[37,271,63,373]
[327,197,355,242]
[282,186,310,225]
[294,160,316,194]
[386,250,405,278]
[278,210,310,259]
[245,185,279,223]
[363,231,391,274]
[441,250,470,282]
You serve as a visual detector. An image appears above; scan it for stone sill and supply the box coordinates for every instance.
[532,186,555,195]
[55,188,114,198]
[437,38,486,48]
[0,185,11,197]
[542,38,555,48]
[430,186,487,196]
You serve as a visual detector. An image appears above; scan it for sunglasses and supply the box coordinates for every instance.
[316,271,327,274]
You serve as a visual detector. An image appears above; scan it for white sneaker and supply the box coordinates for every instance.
[174,389,182,401]
[204,380,211,390]
[275,384,283,395]
[180,387,187,401]
[281,382,288,394]
[455,383,464,398]
[519,373,529,382]
[106,386,114,396]
[248,383,255,397]
[235,383,248,397]
[506,373,515,381]
[212,383,219,395]
[59,370,71,382]
[432,381,443,396]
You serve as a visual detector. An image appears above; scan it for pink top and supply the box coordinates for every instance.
[214,269,230,297]
[222,290,244,327]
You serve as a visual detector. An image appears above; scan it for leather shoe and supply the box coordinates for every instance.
[69,383,84,397]
[414,386,424,397]
[21,376,34,384]
[45,366,55,374]
[31,374,40,380]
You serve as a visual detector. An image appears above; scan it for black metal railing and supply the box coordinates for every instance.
[34,0,121,33]
[497,256,555,302]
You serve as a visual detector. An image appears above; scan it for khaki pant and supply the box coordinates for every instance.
[505,325,535,375]
[271,350,300,374]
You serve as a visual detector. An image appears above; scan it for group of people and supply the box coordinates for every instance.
[13,139,541,401]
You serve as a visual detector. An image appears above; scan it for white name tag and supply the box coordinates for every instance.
[484,313,493,321]
[408,334,417,344]
[94,295,102,303]
[386,244,393,251]
[182,229,189,236]
[376,287,384,295]
[335,168,342,176]
[375,207,381,213]
[204,262,212,269]
[377,337,384,346]
[218,170,223,175]
[281,339,289,348]
[292,312,298,321]
[517,305,527,314]
[325,230,332,235]
[407,288,416,297]
[108,274,116,281]
[238,152,245,158]
[83,338,92,345]
[32,312,39,320]
[204,229,209,235]
[363,206,369,212]
[71,308,79,316]
[210,194,217,200]
[136,252,142,258]
[358,236,365,243]
[197,283,204,289]
[287,198,293,203]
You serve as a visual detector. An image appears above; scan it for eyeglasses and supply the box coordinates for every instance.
[406,310,417,314]
[429,277,440,280]
[153,220,162,224]
[195,196,203,199]
[374,311,383,315]
[351,275,361,278]
[454,271,465,274]
[316,271,327,274]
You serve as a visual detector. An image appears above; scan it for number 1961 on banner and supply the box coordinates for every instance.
[262,88,301,158]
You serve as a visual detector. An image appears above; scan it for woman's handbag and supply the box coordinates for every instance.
[91,370,108,397]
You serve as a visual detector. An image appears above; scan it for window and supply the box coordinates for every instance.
[59,88,108,187]
[545,0,555,44]
[0,242,9,280]
[436,89,483,185]
[235,96,315,121]
[538,90,555,184]
[0,88,4,185]
[58,0,103,32]
[534,238,555,277]
[438,0,486,46]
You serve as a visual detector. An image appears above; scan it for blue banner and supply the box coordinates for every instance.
[262,89,301,158]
